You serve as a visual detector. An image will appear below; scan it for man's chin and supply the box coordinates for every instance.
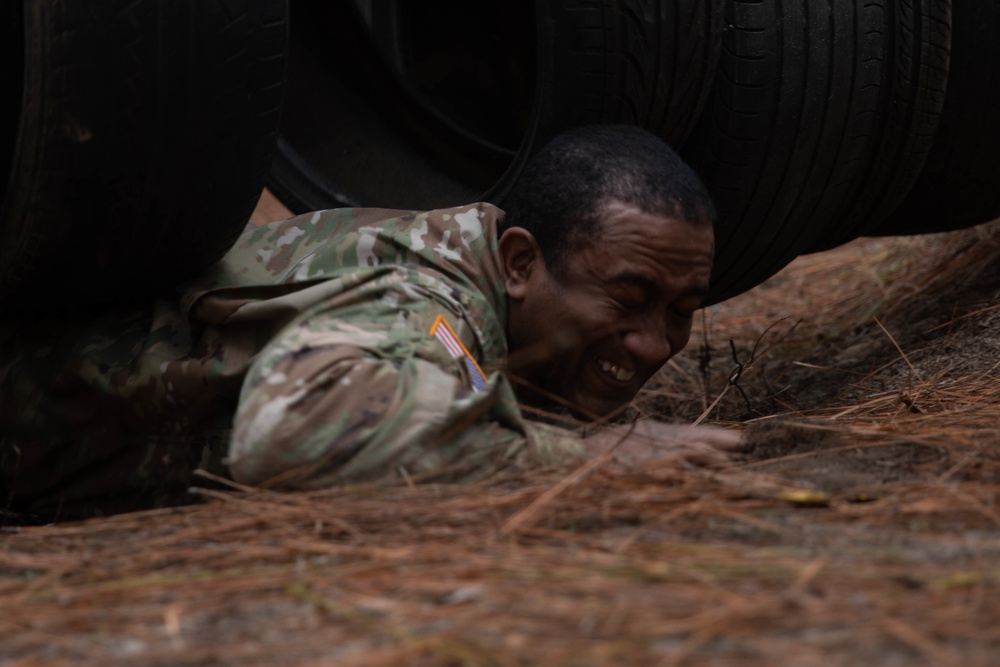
[567,394,632,423]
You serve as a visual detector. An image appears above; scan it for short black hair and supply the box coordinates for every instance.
[499,124,715,272]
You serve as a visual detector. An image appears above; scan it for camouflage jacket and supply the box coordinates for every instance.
[0,203,582,519]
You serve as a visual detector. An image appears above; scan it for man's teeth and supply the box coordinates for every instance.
[596,358,636,382]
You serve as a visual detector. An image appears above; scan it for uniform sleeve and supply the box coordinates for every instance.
[226,294,585,489]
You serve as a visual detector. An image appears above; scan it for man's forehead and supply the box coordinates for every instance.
[609,268,710,292]
[581,213,713,288]
[591,210,713,253]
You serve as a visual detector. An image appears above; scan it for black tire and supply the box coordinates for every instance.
[1,0,289,308]
[873,0,1000,236]
[683,0,950,303]
[814,0,952,249]
[268,0,724,213]
[0,4,24,211]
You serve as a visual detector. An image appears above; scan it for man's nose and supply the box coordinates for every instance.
[622,322,672,368]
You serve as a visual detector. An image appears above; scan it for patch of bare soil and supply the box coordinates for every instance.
[3,222,1000,666]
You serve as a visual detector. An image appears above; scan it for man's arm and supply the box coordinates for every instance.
[225,271,741,489]
[228,323,741,489]
[226,284,582,489]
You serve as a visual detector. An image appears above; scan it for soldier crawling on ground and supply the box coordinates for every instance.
[0,124,742,522]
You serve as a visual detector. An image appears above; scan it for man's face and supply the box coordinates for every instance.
[502,200,714,420]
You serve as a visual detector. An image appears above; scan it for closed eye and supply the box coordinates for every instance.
[608,278,654,311]
[615,295,647,310]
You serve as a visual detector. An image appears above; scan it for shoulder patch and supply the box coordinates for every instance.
[429,314,488,392]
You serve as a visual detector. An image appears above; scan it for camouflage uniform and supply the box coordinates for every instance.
[0,204,582,521]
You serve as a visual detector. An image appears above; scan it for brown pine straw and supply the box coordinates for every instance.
[4,223,1000,666]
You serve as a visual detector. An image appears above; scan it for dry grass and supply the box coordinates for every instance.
[4,223,1000,666]
[4,464,999,667]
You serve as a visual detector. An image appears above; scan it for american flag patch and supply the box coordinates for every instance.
[429,314,488,392]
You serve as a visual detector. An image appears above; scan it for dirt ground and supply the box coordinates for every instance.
[2,210,1000,666]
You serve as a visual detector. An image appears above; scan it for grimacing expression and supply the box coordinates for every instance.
[502,201,714,419]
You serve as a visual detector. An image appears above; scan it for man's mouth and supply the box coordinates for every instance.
[593,356,637,382]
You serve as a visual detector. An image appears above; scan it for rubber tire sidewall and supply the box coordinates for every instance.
[874,0,1000,236]
[1,0,288,308]
[683,0,950,303]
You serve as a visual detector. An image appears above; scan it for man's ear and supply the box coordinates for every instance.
[498,227,541,300]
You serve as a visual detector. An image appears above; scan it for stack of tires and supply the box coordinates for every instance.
[271,0,1000,303]
[5,0,1000,306]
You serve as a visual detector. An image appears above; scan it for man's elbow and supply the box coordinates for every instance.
[227,373,388,489]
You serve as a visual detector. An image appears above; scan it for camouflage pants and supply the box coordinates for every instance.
[0,429,230,523]
[0,304,233,524]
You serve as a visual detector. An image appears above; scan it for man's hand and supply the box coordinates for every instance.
[582,419,744,468]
